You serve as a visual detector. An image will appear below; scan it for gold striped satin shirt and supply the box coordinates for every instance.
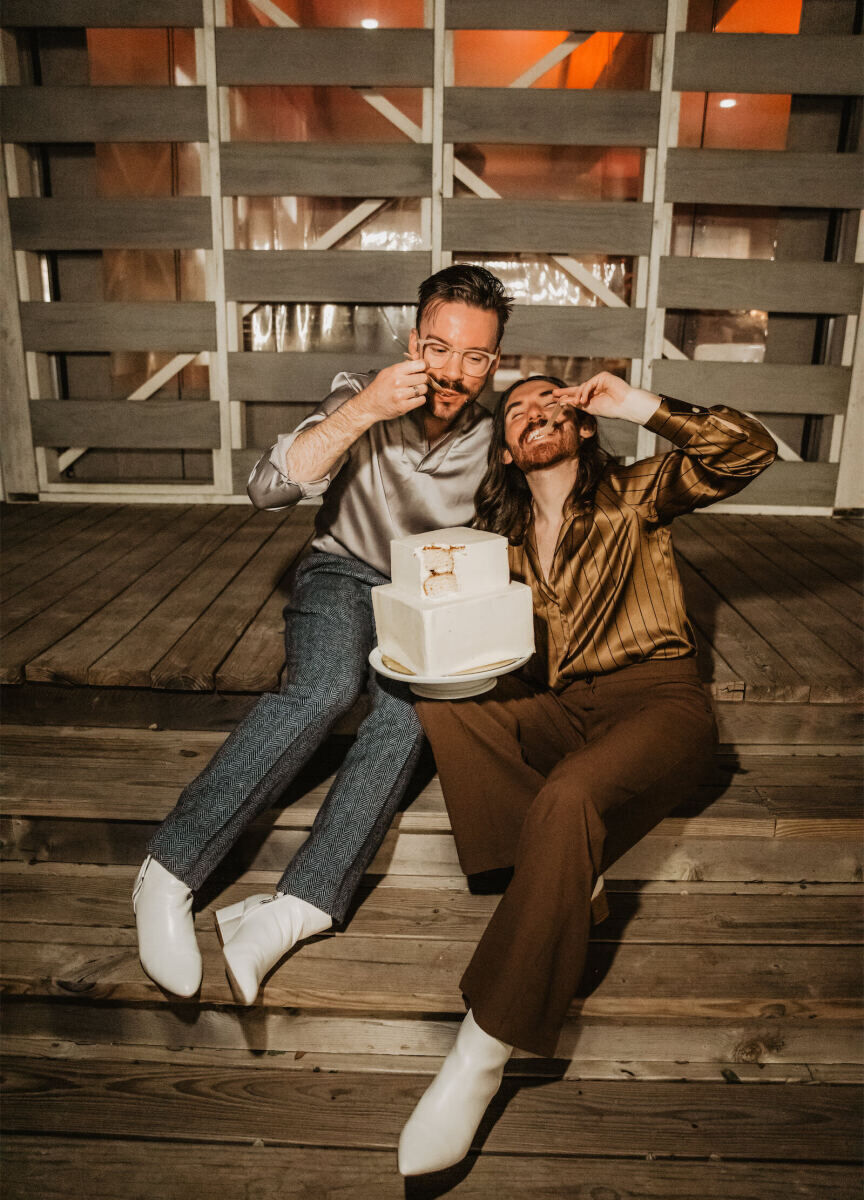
[508,397,777,690]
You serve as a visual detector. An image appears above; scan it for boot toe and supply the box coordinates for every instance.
[139,949,202,998]
[397,1117,472,1176]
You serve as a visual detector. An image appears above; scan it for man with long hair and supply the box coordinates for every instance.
[133,265,512,1005]
[398,371,777,1175]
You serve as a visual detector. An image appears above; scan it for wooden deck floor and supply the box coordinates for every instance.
[1,502,862,1197]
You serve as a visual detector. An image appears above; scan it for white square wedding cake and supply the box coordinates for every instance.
[372,527,534,677]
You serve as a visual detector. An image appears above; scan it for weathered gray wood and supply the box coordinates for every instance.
[666,150,864,210]
[444,89,661,147]
[0,155,38,497]
[0,0,203,26]
[228,351,395,401]
[19,302,217,352]
[506,305,646,357]
[651,362,852,415]
[214,28,433,87]
[445,0,668,32]
[28,401,221,451]
[673,34,864,96]
[0,86,208,143]
[659,258,864,315]
[715,702,862,746]
[714,462,839,509]
[443,198,653,255]
[224,250,431,303]
[8,198,212,250]
[220,142,433,198]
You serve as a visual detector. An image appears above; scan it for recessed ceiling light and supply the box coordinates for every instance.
[718,98,737,108]
[361,18,379,29]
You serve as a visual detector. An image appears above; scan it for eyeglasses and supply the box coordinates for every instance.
[417,338,497,378]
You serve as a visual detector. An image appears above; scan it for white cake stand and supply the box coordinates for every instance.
[369,647,531,699]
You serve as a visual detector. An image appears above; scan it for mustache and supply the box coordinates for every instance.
[428,374,469,395]
[519,418,561,447]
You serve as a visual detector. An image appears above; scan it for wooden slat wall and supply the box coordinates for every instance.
[0,87,209,143]
[19,303,217,353]
[224,251,431,303]
[228,353,397,401]
[220,144,433,198]
[659,260,864,315]
[666,151,864,210]
[507,307,646,358]
[0,0,204,26]
[29,401,221,450]
[8,198,213,250]
[442,199,653,255]
[673,34,864,96]
[214,29,434,87]
[444,0,668,31]
[444,90,661,147]
[651,363,852,415]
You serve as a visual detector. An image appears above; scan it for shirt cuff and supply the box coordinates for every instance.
[270,417,334,499]
[644,395,708,442]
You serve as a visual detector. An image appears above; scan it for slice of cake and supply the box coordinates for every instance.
[372,527,534,677]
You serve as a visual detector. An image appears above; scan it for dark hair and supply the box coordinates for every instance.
[416,264,513,345]
[474,375,612,544]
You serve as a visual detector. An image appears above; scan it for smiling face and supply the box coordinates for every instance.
[501,378,595,473]
[408,300,500,428]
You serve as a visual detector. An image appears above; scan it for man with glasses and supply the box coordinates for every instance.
[133,264,512,1004]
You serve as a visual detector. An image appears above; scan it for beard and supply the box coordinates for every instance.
[506,419,581,472]
[423,373,481,423]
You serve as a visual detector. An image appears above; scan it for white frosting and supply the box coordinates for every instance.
[373,527,534,676]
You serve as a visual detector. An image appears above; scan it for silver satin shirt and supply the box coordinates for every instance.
[247,371,494,578]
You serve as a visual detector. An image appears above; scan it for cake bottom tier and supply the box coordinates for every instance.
[371,581,534,677]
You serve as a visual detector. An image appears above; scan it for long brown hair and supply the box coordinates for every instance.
[473,376,612,544]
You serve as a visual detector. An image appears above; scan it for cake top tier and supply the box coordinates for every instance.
[389,526,510,601]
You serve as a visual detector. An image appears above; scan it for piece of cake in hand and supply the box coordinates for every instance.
[372,527,534,677]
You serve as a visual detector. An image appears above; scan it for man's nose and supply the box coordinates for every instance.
[438,349,463,380]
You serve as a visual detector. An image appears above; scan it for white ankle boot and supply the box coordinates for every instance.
[398,1010,512,1176]
[214,892,332,1005]
[132,855,202,997]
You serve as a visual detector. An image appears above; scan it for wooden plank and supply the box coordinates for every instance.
[506,305,646,357]
[0,508,189,684]
[800,518,864,566]
[8,198,213,250]
[1,505,114,584]
[0,152,38,497]
[23,507,244,686]
[220,142,433,198]
[445,1,668,32]
[19,302,217,352]
[673,521,861,702]
[714,704,862,747]
[214,29,433,87]
[651,361,852,415]
[442,198,653,255]
[86,511,287,688]
[757,517,863,596]
[713,462,839,509]
[828,518,864,548]
[2,1059,860,1160]
[673,34,864,96]
[0,504,86,547]
[666,150,864,210]
[659,258,864,315]
[223,250,431,303]
[0,1,204,26]
[444,89,661,147]
[150,510,306,690]
[0,87,209,143]
[0,683,259,726]
[227,351,391,401]
[29,400,221,451]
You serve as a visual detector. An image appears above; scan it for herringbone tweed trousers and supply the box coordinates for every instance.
[148,551,424,921]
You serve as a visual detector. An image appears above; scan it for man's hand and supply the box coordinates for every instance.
[352,358,429,424]
[552,372,662,426]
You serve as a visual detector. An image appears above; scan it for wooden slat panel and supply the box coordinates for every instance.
[659,259,864,315]
[19,302,217,352]
[651,363,851,416]
[673,34,864,96]
[228,352,395,400]
[220,142,433,198]
[8,198,212,250]
[443,198,653,254]
[0,0,203,26]
[716,462,839,509]
[233,449,264,494]
[506,305,646,357]
[444,89,661,147]
[666,151,864,210]
[0,87,208,143]
[28,401,221,451]
[224,250,431,303]
[445,0,668,32]
[214,29,433,87]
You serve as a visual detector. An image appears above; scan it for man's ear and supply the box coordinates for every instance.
[578,421,596,442]
[408,328,419,357]
[501,446,513,465]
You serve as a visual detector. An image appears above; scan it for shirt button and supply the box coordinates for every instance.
[691,406,700,413]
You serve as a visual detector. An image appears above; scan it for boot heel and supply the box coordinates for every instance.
[214,895,271,946]
[590,875,609,925]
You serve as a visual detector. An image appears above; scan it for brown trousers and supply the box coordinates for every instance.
[416,657,717,1057]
